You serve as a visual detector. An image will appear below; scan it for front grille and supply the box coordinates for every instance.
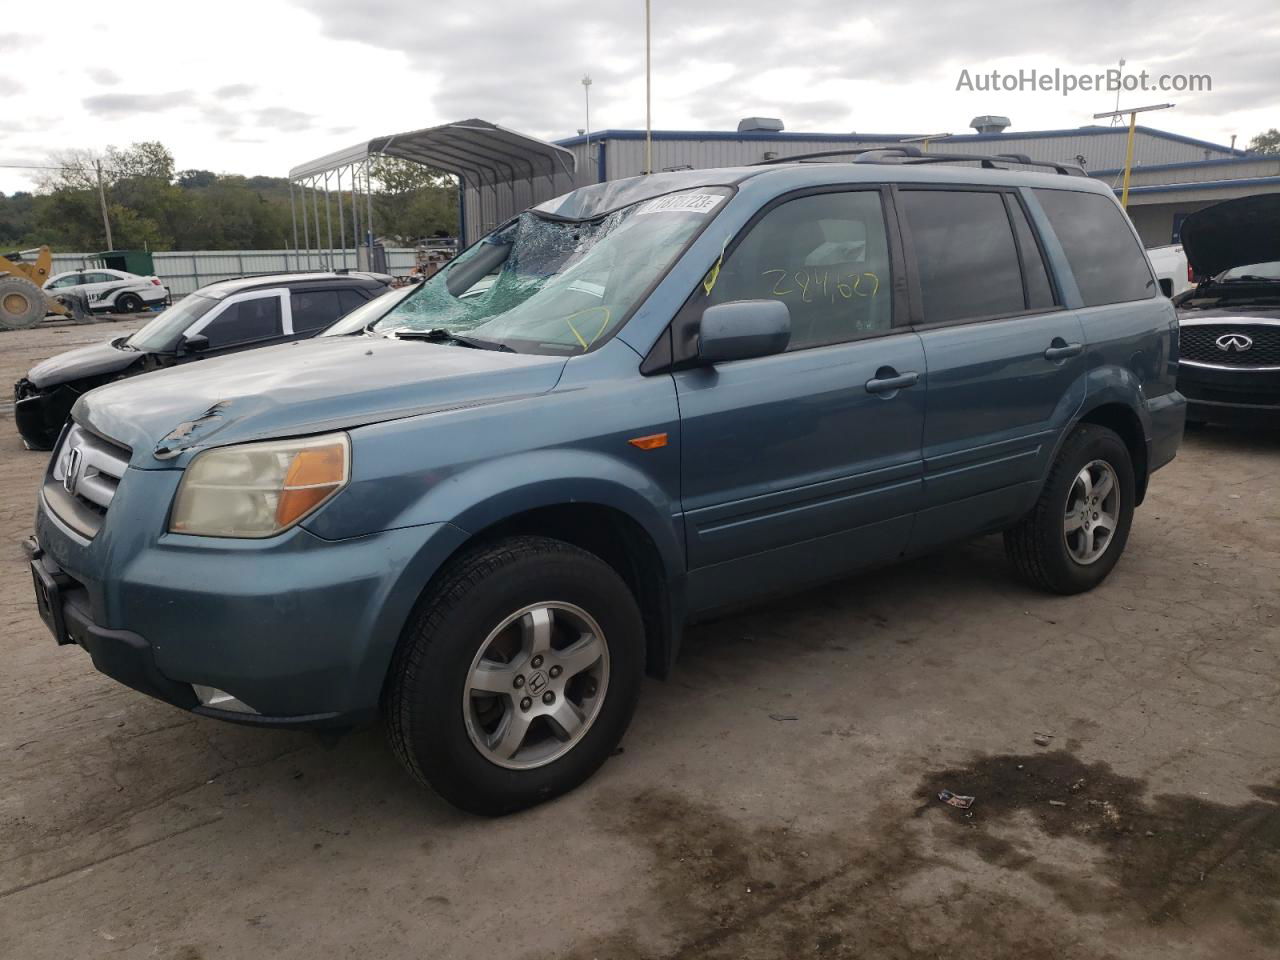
[1179,323,1280,367]
[45,424,131,538]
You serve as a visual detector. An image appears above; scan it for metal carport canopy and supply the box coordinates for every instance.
[287,118,576,187]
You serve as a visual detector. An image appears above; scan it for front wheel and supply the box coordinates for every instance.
[385,536,644,815]
[1004,424,1136,594]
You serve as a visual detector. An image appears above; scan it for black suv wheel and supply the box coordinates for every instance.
[1004,423,1136,594]
[385,536,644,815]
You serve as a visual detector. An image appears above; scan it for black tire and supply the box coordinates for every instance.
[385,535,644,815]
[0,274,46,330]
[1004,424,1136,595]
[115,293,144,313]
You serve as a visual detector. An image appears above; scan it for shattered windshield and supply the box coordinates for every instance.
[371,187,731,353]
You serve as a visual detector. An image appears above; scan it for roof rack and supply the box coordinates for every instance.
[751,146,1085,177]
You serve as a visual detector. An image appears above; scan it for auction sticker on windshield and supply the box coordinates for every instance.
[635,193,725,216]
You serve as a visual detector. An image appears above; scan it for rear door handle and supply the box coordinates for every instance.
[1043,342,1083,361]
[865,370,919,394]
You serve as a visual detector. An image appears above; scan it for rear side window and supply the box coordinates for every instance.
[1033,189,1154,306]
[701,190,894,349]
[901,190,1025,324]
[290,289,346,333]
[202,295,282,348]
[337,288,369,315]
[1008,198,1056,310]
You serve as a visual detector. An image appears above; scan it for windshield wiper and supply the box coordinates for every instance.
[1225,275,1280,283]
[394,328,515,352]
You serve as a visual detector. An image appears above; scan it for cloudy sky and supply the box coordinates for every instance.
[2,0,1277,193]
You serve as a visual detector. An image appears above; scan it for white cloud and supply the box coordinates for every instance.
[1,0,1275,195]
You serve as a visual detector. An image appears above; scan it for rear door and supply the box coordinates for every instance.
[897,186,1086,551]
[290,287,361,337]
[671,187,926,613]
[78,271,118,308]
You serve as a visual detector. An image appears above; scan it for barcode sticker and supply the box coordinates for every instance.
[635,193,725,216]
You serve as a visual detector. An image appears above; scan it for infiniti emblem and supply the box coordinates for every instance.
[1215,333,1253,353]
[61,445,83,495]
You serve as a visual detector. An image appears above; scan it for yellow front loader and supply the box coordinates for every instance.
[0,246,93,330]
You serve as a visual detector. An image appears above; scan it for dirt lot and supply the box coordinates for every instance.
[1,321,1278,960]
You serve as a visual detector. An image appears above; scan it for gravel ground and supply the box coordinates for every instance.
[1,321,1277,960]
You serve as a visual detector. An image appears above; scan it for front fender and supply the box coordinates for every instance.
[306,445,685,580]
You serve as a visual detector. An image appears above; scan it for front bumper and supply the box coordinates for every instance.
[32,472,468,727]
[1177,362,1280,425]
[13,380,74,450]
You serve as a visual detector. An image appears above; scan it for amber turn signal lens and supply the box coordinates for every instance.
[628,432,668,450]
[275,443,348,526]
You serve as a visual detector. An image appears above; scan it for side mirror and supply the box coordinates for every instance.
[697,300,791,364]
[1158,278,1173,298]
[181,333,209,354]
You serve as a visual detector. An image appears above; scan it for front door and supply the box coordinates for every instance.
[671,188,927,614]
[896,187,1086,551]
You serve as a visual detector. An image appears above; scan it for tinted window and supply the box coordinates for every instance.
[703,191,893,349]
[1034,189,1153,306]
[290,289,345,333]
[47,275,82,289]
[202,296,282,348]
[1008,198,1056,310]
[337,288,369,315]
[901,190,1024,324]
[82,272,112,284]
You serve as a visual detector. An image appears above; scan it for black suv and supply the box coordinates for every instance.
[1174,194,1280,426]
[14,271,391,449]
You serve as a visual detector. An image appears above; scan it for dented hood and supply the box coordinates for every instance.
[1181,194,1280,278]
[73,335,567,466]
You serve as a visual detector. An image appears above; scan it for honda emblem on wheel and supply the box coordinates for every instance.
[1215,333,1253,353]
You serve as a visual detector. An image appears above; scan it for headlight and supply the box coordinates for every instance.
[169,433,350,538]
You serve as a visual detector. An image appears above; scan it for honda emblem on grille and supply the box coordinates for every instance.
[1215,333,1253,353]
[61,445,83,495]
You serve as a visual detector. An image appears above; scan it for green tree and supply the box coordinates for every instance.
[177,169,218,189]
[367,157,458,243]
[1248,129,1280,154]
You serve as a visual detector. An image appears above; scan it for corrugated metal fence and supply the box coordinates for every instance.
[50,249,422,298]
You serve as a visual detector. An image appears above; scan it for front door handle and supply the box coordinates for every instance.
[865,370,920,394]
[1044,341,1084,362]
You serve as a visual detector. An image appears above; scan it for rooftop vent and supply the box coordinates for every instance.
[738,117,784,133]
[970,115,1011,135]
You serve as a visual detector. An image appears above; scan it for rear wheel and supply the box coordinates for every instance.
[385,536,644,815]
[115,293,144,313]
[1004,424,1136,594]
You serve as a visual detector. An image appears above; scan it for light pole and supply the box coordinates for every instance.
[1110,58,1126,125]
[581,75,593,174]
[1093,102,1174,208]
[644,0,652,174]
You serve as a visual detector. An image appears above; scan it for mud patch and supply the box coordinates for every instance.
[568,786,1119,960]
[917,751,1280,943]
[565,756,1279,960]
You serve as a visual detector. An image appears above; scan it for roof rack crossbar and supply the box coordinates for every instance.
[750,146,1085,176]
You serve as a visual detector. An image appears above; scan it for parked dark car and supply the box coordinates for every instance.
[27,155,1183,814]
[14,272,392,449]
[1174,194,1280,426]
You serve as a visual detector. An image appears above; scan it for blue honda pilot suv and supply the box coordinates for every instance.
[28,150,1185,814]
